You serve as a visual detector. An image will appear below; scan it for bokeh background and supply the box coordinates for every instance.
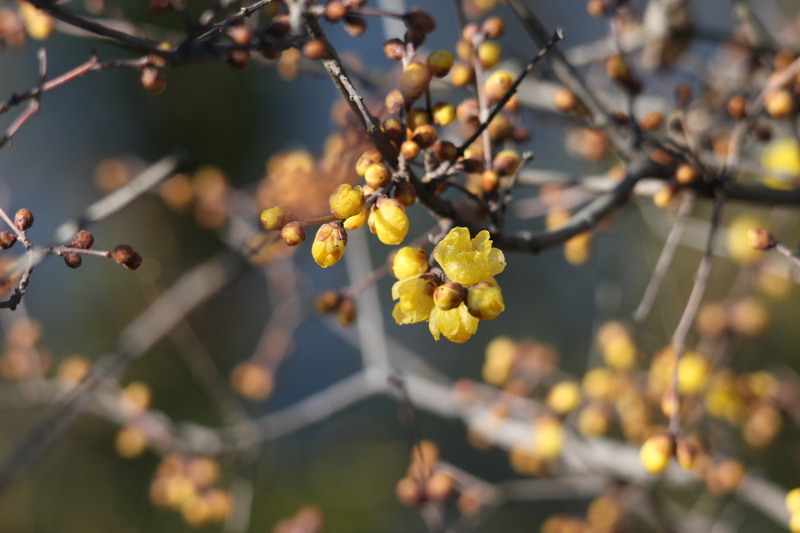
[0,0,799,531]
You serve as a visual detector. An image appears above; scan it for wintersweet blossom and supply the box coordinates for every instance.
[391,274,437,324]
[433,228,506,286]
[428,304,480,343]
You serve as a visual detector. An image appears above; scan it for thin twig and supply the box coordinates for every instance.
[668,191,725,435]
[633,192,695,322]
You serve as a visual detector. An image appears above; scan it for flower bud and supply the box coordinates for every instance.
[748,228,776,251]
[0,231,17,249]
[432,102,456,126]
[466,281,504,319]
[111,244,143,269]
[316,290,342,313]
[477,41,501,69]
[14,208,33,231]
[392,246,429,279]
[393,180,417,206]
[400,141,421,160]
[383,38,405,61]
[400,61,432,100]
[355,149,383,176]
[311,223,348,267]
[434,282,466,310]
[640,433,674,474]
[329,184,365,219]
[67,230,94,249]
[337,297,357,325]
[281,221,306,246]
[140,66,166,94]
[368,199,409,245]
[427,50,454,78]
[260,206,291,231]
[364,163,392,189]
[63,253,82,269]
[492,150,520,176]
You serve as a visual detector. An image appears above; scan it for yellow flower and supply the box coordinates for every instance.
[433,227,506,286]
[311,223,347,268]
[391,274,437,324]
[428,303,480,343]
[392,247,429,280]
[369,198,409,245]
[329,184,365,219]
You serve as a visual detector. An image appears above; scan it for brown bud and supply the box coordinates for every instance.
[403,8,435,34]
[316,290,343,313]
[481,17,505,39]
[111,244,143,270]
[14,209,33,231]
[639,111,664,131]
[747,228,776,251]
[431,140,457,162]
[302,39,326,60]
[0,231,16,249]
[266,15,290,38]
[227,49,251,70]
[727,94,747,119]
[343,14,366,37]
[226,25,252,47]
[324,2,347,22]
[394,180,417,206]
[281,221,306,246]
[382,38,405,61]
[337,297,357,326]
[675,163,698,184]
[400,140,421,160]
[63,253,82,269]
[140,66,166,95]
[67,230,94,249]
[395,477,424,506]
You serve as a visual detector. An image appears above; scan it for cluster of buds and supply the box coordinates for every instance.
[149,454,232,527]
[260,147,412,269]
[315,289,357,326]
[395,440,455,507]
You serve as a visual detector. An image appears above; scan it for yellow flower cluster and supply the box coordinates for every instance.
[391,227,507,343]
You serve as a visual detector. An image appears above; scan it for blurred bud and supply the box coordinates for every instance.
[281,221,306,246]
[14,208,33,231]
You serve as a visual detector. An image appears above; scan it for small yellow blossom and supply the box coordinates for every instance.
[391,274,437,324]
[433,228,506,286]
[428,303,480,343]
[369,199,409,245]
[343,208,369,230]
[329,184,365,219]
[392,247,429,280]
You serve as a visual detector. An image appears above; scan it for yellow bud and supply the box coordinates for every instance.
[466,280,505,319]
[484,70,513,102]
[533,416,564,460]
[727,216,767,264]
[640,433,674,474]
[477,40,501,69]
[761,137,800,189]
[427,49,454,78]
[786,488,800,514]
[329,184,365,219]
[368,199,409,245]
[260,206,290,230]
[432,102,456,126]
[547,381,582,415]
[311,223,347,267]
[434,282,467,310]
[392,246,429,279]
[677,351,709,395]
